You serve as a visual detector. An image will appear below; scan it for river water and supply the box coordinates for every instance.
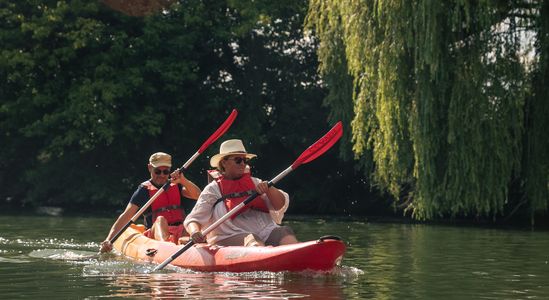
[1,214,548,299]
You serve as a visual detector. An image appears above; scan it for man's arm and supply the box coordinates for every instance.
[100,202,139,252]
[171,170,201,200]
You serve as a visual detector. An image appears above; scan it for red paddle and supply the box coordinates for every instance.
[153,121,343,271]
[108,109,238,244]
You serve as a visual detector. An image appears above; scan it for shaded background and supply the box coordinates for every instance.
[1,0,547,225]
[0,0,383,216]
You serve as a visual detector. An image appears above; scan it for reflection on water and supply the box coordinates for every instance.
[91,271,348,299]
[0,256,31,263]
[81,257,359,299]
[355,224,549,299]
[1,215,549,299]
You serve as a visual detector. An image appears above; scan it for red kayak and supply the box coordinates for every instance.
[113,225,346,272]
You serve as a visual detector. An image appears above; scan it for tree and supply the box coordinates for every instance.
[1,0,371,214]
[306,0,549,222]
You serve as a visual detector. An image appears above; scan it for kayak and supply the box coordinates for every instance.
[112,224,346,272]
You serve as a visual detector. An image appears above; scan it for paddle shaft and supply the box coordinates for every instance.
[108,110,237,245]
[153,166,292,271]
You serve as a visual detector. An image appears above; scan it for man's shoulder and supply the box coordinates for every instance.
[204,180,219,190]
[200,180,222,195]
[134,183,149,193]
[130,182,150,203]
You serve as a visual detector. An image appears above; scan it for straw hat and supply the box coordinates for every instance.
[149,152,172,168]
[210,139,257,168]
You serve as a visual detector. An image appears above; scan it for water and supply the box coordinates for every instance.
[1,215,548,299]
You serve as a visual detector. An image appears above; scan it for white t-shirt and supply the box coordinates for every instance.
[184,177,289,244]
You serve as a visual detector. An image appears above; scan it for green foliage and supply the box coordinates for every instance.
[307,0,548,220]
[523,0,549,218]
[1,0,371,214]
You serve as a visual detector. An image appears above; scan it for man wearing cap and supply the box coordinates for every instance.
[100,152,201,253]
[184,139,298,247]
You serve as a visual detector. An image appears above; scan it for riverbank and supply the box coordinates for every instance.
[1,205,547,230]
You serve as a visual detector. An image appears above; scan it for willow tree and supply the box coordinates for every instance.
[307,0,549,221]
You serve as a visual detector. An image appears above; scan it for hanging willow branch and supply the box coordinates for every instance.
[306,0,548,221]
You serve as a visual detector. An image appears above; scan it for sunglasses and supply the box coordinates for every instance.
[225,157,249,164]
[154,168,171,175]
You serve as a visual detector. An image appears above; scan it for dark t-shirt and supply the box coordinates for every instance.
[129,184,152,208]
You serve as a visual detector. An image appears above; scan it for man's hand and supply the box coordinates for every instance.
[100,240,113,253]
[190,231,206,244]
[170,169,186,184]
[256,181,271,194]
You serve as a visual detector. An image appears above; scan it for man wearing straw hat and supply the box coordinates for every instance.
[184,139,298,247]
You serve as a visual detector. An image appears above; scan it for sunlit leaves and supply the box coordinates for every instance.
[307,0,548,220]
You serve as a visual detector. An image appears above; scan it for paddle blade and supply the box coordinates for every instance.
[198,109,238,153]
[291,121,343,169]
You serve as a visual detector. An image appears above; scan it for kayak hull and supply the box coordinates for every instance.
[113,225,346,272]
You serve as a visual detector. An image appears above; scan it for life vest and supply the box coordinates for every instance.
[216,172,269,219]
[141,181,185,226]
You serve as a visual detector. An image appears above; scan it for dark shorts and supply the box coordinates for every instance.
[216,226,295,247]
[265,226,295,246]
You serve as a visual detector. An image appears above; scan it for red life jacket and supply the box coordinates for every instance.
[216,173,269,219]
[141,181,185,225]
